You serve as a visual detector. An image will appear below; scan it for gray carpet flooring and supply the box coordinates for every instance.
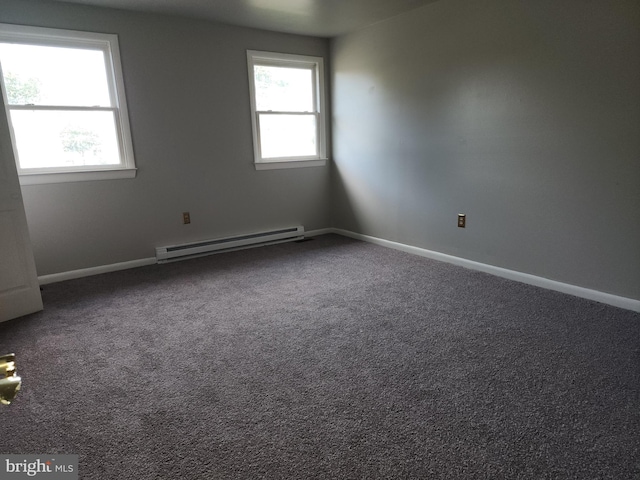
[0,234,638,479]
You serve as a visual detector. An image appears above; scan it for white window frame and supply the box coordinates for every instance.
[247,50,327,170]
[0,23,136,185]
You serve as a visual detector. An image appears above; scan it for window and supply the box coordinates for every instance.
[0,23,135,185]
[247,50,327,170]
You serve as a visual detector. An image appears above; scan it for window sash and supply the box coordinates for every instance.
[0,23,136,183]
[0,43,115,108]
[256,112,319,160]
[253,63,318,114]
[8,107,125,173]
[247,50,327,166]
[8,105,116,112]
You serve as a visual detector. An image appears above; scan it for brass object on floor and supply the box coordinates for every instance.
[0,353,21,405]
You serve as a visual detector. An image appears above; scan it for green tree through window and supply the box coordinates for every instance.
[4,71,41,104]
[61,126,102,161]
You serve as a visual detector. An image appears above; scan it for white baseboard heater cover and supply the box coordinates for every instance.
[155,226,304,263]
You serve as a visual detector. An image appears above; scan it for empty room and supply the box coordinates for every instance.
[0,0,638,478]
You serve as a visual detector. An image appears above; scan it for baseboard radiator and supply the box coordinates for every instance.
[155,226,304,263]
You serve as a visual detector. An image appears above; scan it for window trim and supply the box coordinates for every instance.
[0,23,136,184]
[247,50,327,170]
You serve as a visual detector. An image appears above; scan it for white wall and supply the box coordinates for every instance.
[3,0,639,302]
[0,0,331,276]
[331,0,640,300]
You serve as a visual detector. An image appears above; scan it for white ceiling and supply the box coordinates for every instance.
[40,0,440,37]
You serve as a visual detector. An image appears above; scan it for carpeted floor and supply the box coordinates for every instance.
[0,234,639,479]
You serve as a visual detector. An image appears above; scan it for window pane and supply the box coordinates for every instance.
[259,114,317,159]
[254,65,313,112]
[0,43,111,107]
[10,110,121,169]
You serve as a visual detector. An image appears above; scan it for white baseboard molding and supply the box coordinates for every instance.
[38,258,156,285]
[305,228,335,237]
[36,228,330,285]
[331,228,640,313]
[35,229,640,313]
[36,228,328,286]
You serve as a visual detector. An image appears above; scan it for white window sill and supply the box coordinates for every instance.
[19,168,137,185]
[254,159,327,171]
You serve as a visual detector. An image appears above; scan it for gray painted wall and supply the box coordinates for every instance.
[331,0,640,299]
[0,0,331,276]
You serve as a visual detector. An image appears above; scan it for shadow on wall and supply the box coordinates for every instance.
[330,156,362,234]
[330,70,406,238]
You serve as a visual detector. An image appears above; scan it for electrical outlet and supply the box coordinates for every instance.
[458,214,466,228]
[183,212,191,224]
